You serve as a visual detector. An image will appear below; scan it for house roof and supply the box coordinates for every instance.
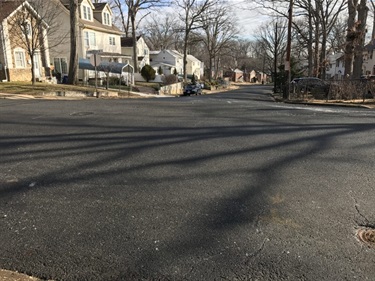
[59,0,123,35]
[121,36,142,47]
[187,54,200,63]
[0,0,48,28]
[93,3,107,11]
[169,50,183,58]
[327,52,344,63]
[0,1,21,21]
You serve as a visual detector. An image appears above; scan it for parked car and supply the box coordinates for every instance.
[291,77,337,99]
[182,83,202,96]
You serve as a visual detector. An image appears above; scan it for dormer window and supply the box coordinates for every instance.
[103,12,111,25]
[82,5,92,21]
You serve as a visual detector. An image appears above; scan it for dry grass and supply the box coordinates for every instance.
[0,82,99,95]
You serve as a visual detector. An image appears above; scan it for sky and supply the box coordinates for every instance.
[229,1,271,39]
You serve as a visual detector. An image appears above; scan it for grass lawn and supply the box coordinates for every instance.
[0,82,100,95]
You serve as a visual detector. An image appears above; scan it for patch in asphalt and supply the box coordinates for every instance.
[356,227,375,248]
[70,111,94,116]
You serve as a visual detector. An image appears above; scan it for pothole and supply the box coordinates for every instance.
[70,112,94,116]
[356,227,375,248]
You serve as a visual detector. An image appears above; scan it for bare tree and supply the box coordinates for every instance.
[255,19,288,89]
[175,0,219,82]
[352,0,368,78]
[344,0,368,79]
[109,0,169,73]
[110,0,131,36]
[251,0,346,78]
[141,13,180,50]
[327,16,347,53]
[369,0,375,39]
[199,3,238,81]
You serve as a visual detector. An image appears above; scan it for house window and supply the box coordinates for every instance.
[14,49,26,68]
[53,58,67,74]
[84,31,96,47]
[21,21,32,37]
[109,36,116,46]
[103,12,111,25]
[82,5,92,21]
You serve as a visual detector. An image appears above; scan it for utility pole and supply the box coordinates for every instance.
[274,22,278,93]
[284,0,293,99]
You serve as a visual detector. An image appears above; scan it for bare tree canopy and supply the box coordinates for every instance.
[108,0,170,72]
[199,2,238,81]
[175,0,220,82]
[141,13,180,50]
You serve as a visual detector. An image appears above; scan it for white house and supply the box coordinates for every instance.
[325,52,345,80]
[48,0,126,82]
[121,35,150,71]
[363,39,375,76]
[186,54,203,80]
[150,50,203,80]
[149,50,184,76]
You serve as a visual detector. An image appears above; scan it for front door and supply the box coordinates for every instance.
[33,53,41,78]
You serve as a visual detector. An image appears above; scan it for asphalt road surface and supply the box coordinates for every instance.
[1,85,374,281]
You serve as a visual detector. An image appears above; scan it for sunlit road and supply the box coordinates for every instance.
[1,85,375,280]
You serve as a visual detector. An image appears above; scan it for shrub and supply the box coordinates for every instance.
[141,65,156,82]
[163,74,178,85]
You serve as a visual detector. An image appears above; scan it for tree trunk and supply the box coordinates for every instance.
[30,54,36,85]
[318,0,327,80]
[183,29,189,82]
[307,0,313,76]
[344,0,359,79]
[67,0,78,85]
[314,20,320,77]
[131,11,138,73]
[353,0,368,79]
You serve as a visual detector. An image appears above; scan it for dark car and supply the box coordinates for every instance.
[182,83,202,96]
[291,77,335,99]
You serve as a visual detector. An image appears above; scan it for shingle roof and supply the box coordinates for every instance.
[60,1,123,35]
[121,36,141,47]
[0,1,22,22]
[93,3,107,11]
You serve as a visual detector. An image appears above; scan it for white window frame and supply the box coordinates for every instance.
[14,48,26,68]
[103,12,111,25]
[84,31,96,47]
[82,5,92,21]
